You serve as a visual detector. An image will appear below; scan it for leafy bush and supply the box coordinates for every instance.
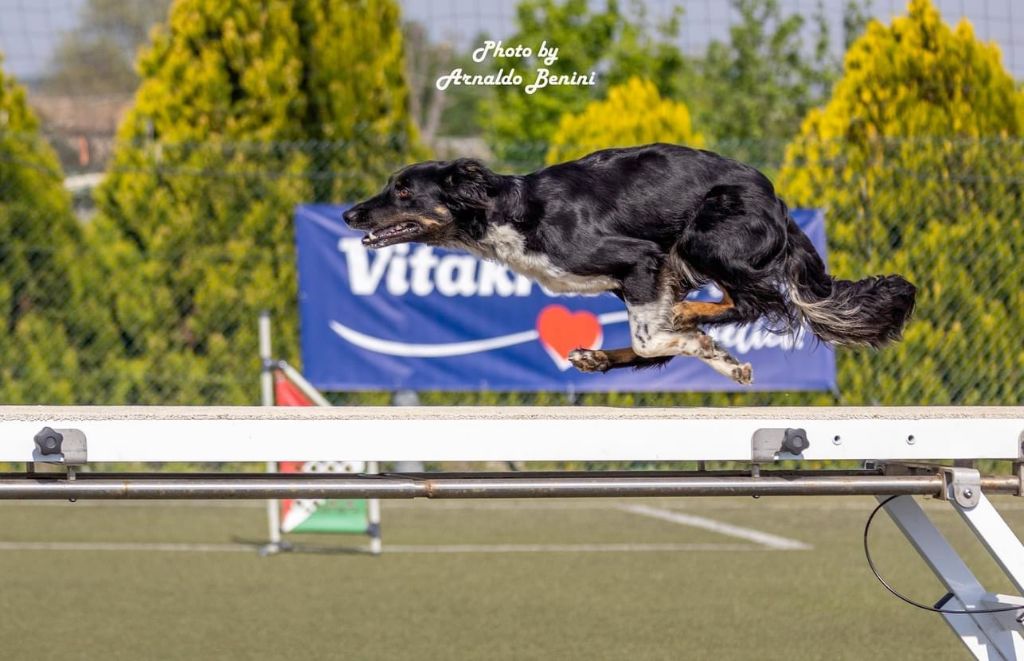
[84,0,424,404]
[545,77,704,164]
[779,0,1024,405]
[0,56,110,402]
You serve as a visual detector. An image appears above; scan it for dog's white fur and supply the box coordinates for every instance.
[470,225,619,295]
[463,224,751,382]
[626,287,751,382]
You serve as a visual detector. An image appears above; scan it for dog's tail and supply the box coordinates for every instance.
[783,208,916,348]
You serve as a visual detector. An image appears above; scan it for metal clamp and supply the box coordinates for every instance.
[751,428,810,462]
[1015,429,1024,497]
[32,427,87,465]
[936,465,982,509]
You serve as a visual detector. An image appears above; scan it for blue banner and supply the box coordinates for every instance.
[296,204,836,392]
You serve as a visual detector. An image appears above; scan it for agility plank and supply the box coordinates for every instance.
[0,406,1021,463]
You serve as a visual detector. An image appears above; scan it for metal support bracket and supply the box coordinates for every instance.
[882,462,982,509]
[31,427,87,466]
[751,428,810,463]
[881,494,1024,659]
[1014,429,1024,497]
[936,465,983,509]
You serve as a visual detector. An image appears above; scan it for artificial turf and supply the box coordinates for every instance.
[1,495,1017,660]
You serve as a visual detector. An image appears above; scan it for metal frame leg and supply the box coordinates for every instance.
[367,460,382,556]
[258,312,283,557]
[260,460,284,556]
[880,489,1024,660]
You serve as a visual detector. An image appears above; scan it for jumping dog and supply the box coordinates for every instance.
[343,143,916,384]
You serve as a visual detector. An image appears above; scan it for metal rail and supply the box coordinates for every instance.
[0,471,1018,500]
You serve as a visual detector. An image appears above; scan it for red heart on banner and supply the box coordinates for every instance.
[536,305,603,370]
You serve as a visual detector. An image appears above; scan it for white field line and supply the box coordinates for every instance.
[0,541,252,553]
[380,501,866,514]
[617,504,812,551]
[382,543,757,553]
[0,500,264,509]
[0,541,761,555]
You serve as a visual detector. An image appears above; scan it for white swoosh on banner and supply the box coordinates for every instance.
[329,311,629,358]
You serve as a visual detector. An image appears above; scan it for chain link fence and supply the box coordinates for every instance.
[1,0,1022,406]
[2,131,1021,407]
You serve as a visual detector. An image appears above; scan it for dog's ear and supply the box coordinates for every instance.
[440,159,493,211]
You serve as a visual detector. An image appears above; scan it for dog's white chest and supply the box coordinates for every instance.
[474,225,618,294]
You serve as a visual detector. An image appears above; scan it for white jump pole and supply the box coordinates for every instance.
[258,311,283,553]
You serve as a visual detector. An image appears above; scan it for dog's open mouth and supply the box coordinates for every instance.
[361,221,424,249]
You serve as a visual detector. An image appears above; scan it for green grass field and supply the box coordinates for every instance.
[1,494,1019,660]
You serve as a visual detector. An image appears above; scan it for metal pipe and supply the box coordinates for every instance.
[0,477,421,500]
[0,473,1017,500]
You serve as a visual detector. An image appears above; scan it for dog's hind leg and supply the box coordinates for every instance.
[672,289,737,328]
[592,252,752,384]
[569,343,749,383]
[689,333,752,384]
[670,287,751,382]
[568,347,671,372]
[626,289,753,385]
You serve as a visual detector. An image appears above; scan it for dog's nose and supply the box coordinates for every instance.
[342,207,362,227]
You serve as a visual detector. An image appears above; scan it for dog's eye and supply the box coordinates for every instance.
[396,188,411,200]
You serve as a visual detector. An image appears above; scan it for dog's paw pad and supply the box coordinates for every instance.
[569,349,611,373]
[732,363,753,385]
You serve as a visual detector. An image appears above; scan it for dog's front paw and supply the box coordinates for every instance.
[732,363,753,385]
[569,349,611,373]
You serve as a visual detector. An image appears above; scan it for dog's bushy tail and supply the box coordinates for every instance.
[783,213,916,348]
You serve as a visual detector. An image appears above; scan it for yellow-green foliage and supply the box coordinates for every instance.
[545,78,704,164]
[86,0,423,404]
[779,0,1024,404]
[0,56,109,403]
[695,0,838,170]
[485,0,688,171]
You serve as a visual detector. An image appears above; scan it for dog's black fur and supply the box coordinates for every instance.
[344,143,916,379]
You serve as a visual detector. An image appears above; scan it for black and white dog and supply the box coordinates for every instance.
[343,143,916,384]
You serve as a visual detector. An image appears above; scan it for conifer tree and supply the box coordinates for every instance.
[779,0,1024,404]
[88,0,422,403]
[577,0,1022,411]
[0,56,105,402]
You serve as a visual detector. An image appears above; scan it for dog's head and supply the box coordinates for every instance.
[343,159,494,249]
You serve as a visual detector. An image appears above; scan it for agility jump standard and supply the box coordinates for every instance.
[1,405,1023,659]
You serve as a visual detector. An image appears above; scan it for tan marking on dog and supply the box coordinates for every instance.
[412,214,444,227]
[673,290,734,327]
[406,207,453,227]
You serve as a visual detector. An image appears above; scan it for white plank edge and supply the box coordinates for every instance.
[0,406,1020,463]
